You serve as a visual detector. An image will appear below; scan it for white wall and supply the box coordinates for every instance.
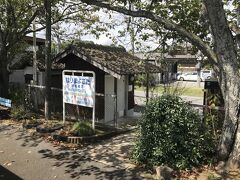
[104,75,115,123]
[9,66,33,85]
[104,75,135,122]
[38,72,45,86]
[10,66,45,86]
[9,70,25,84]
[117,77,125,117]
[24,66,33,75]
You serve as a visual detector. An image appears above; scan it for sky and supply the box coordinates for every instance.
[29,9,160,52]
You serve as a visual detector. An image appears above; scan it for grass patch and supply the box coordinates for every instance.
[135,85,204,97]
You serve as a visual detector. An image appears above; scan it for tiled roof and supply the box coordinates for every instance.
[54,42,162,78]
[10,51,64,70]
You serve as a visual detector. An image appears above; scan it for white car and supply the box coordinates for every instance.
[177,72,199,81]
[177,71,211,81]
[201,70,212,80]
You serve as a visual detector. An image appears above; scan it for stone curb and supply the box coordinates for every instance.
[52,127,136,144]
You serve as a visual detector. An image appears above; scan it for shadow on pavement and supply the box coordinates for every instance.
[0,122,44,148]
[0,165,23,180]
[38,133,143,179]
[15,130,44,147]
[0,123,144,179]
[0,124,12,132]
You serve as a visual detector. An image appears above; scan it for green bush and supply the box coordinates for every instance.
[135,74,156,88]
[9,88,34,120]
[132,95,215,170]
[71,121,95,136]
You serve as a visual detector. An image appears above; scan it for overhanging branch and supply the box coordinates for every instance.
[81,0,218,65]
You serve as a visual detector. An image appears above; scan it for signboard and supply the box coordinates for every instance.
[63,75,95,107]
[0,97,11,108]
[62,70,96,130]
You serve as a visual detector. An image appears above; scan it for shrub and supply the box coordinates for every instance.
[132,95,215,170]
[9,87,34,120]
[71,121,95,136]
[135,74,157,89]
[10,105,30,120]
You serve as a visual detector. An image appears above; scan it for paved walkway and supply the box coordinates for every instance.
[0,122,143,180]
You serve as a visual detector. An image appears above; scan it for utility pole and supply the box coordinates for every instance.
[44,0,51,120]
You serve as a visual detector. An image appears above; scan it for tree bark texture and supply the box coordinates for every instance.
[204,0,240,165]
[0,45,9,98]
[44,0,52,120]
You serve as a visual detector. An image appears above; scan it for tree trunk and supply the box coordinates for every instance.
[44,0,52,120]
[204,0,240,164]
[0,47,9,98]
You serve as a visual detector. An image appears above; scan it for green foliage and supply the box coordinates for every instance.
[71,121,95,137]
[135,74,156,88]
[0,0,101,62]
[207,173,219,180]
[9,87,34,120]
[204,91,224,141]
[10,105,32,120]
[132,95,215,170]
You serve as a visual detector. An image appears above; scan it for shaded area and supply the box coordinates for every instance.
[0,124,13,132]
[38,132,143,179]
[0,165,23,180]
[0,106,10,119]
[15,129,44,147]
[0,123,144,179]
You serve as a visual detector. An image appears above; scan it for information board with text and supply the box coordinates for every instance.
[63,75,95,107]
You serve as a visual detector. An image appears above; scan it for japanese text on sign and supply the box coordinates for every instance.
[63,75,94,107]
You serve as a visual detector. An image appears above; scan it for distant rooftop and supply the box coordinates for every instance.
[24,35,45,45]
[135,52,197,64]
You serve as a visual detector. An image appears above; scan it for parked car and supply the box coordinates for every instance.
[201,70,212,80]
[177,70,212,81]
[177,72,200,81]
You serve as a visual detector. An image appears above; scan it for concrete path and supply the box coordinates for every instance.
[0,122,142,180]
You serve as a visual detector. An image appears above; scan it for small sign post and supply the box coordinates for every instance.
[62,70,96,130]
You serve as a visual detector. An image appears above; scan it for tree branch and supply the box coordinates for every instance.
[81,0,218,65]
[16,1,81,40]
[17,8,41,38]
[24,3,84,35]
